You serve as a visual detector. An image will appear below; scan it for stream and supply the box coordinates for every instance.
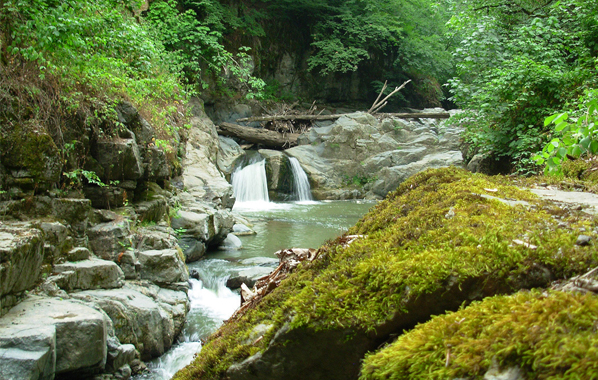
[135,200,374,379]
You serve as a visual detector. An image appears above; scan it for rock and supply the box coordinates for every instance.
[226,276,256,290]
[67,246,92,262]
[219,233,243,250]
[72,286,179,360]
[232,223,256,236]
[483,362,524,380]
[105,336,137,374]
[218,136,246,176]
[117,251,140,280]
[54,258,125,290]
[181,115,234,208]
[137,249,189,285]
[142,146,171,180]
[259,149,293,196]
[38,221,72,264]
[0,296,110,376]
[83,186,131,209]
[190,269,200,280]
[0,225,43,317]
[134,196,167,223]
[135,225,177,251]
[177,236,206,263]
[0,325,56,380]
[576,235,591,246]
[171,210,211,241]
[94,138,144,182]
[88,221,131,262]
[50,198,91,233]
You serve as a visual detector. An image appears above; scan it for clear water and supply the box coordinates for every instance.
[135,200,374,379]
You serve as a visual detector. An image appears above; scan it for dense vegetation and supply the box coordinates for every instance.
[448,0,598,174]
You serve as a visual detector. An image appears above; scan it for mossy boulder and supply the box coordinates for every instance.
[360,290,598,380]
[0,122,62,185]
[173,167,598,380]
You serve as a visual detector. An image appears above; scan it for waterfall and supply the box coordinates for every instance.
[289,157,313,201]
[231,158,269,203]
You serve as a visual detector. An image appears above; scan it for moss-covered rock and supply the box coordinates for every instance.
[174,167,598,380]
[360,289,598,380]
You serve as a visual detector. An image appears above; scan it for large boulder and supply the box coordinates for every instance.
[137,249,189,285]
[94,138,144,182]
[0,325,56,380]
[0,296,110,376]
[72,285,183,360]
[0,225,44,316]
[88,221,131,262]
[259,149,293,197]
[218,136,246,176]
[53,258,125,290]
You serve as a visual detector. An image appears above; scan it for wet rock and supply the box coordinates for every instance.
[137,249,189,285]
[226,276,256,290]
[0,296,110,376]
[259,149,293,195]
[232,223,256,236]
[54,258,125,290]
[219,233,243,250]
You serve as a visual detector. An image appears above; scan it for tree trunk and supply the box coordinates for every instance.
[218,122,299,149]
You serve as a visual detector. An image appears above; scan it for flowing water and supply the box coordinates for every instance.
[289,157,312,201]
[231,158,269,203]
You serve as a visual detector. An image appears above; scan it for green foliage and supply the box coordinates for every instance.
[448,0,598,172]
[533,90,598,175]
[145,0,265,98]
[360,290,598,380]
[63,169,106,187]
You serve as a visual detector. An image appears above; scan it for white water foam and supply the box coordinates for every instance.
[232,159,269,204]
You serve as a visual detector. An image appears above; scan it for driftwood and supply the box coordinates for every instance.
[218,122,299,148]
[368,80,412,114]
[236,111,449,124]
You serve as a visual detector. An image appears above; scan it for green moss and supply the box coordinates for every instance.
[360,290,598,380]
[174,167,598,380]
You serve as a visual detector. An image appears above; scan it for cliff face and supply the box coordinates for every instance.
[173,167,598,380]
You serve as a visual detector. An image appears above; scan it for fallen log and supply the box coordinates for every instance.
[218,122,299,148]
[236,112,450,123]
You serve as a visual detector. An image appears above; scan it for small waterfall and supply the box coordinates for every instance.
[232,158,269,203]
[289,157,312,201]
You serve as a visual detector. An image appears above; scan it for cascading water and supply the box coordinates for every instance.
[288,157,312,201]
[231,157,269,204]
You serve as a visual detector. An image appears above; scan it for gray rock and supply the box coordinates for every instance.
[94,139,144,181]
[88,221,131,262]
[226,276,256,290]
[72,286,179,360]
[232,223,256,236]
[143,146,171,180]
[0,325,56,380]
[218,136,246,176]
[219,233,243,250]
[483,361,524,380]
[259,150,293,195]
[83,185,131,210]
[51,198,91,233]
[134,196,167,224]
[0,225,43,316]
[67,246,92,262]
[54,258,125,290]
[170,210,211,241]
[177,236,206,263]
[135,225,177,251]
[0,296,109,376]
[137,249,189,285]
